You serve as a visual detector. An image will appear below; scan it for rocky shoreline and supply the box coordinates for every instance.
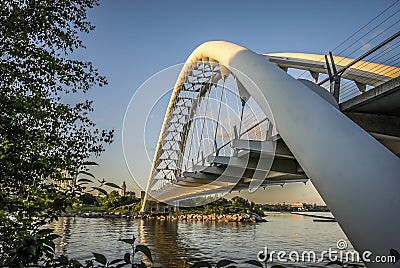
[61,212,267,222]
[173,213,266,222]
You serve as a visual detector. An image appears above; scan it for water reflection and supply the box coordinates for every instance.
[52,216,73,255]
[50,213,359,267]
[139,220,187,267]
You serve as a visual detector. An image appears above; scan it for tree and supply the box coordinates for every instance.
[0,0,113,265]
[102,190,121,209]
[80,192,98,206]
[121,191,139,205]
[231,196,250,210]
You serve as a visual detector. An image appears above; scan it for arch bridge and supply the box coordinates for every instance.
[140,40,400,267]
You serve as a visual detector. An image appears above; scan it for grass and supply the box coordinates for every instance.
[65,205,107,213]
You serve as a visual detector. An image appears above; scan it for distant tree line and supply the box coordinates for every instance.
[75,190,142,213]
[179,196,265,217]
[261,203,330,212]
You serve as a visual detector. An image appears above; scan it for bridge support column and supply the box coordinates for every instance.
[156,202,160,212]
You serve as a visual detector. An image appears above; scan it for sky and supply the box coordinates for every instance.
[73,0,397,205]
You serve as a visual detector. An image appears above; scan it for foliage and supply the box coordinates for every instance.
[80,193,99,206]
[120,191,138,206]
[98,190,140,211]
[101,190,122,209]
[63,190,141,214]
[66,205,106,214]
[112,202,142,214]
[4,228,60,266]
[261,203,330,212]
[180,196,265,217]
[0,0,114,265]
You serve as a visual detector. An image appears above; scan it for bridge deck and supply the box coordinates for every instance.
[340,77,400,156]
[340,76,400,116]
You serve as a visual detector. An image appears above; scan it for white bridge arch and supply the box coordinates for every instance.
[141,41,400,267]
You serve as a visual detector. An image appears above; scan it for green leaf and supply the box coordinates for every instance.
[92,252,107,265]
[46,234,61,240]
[56,255,69,265]
[116,264,129,268]
[120,238,135,245]
[135,245,153,262]
[5,254,16,265]
[190,261,213,268]
[42,244,55,254]
[105,182,121,189]
[37,228,53,237]
[83,161,99,166]
[217,260,237,267]
[78,170,96,179]
[243,260,263,267]
[109,258,123,265]
[92,186,107,195]
[28,246,37,256]
[271,265,286,268]
[124,252,131,264]
[77,178,93,183]
[43,239,56,250]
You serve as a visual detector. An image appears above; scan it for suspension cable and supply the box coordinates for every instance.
[213,79,225,155]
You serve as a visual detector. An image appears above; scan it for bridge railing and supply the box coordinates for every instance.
[318,31,400,103]
[294,3,400,104]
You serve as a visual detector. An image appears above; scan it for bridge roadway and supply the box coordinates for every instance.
[340,76,400,156]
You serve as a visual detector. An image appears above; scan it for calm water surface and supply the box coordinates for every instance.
[50,213,360,267]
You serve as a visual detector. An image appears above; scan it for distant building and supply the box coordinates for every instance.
[121,181,126,197]
[290,202,304,211]
[52,170,73,191]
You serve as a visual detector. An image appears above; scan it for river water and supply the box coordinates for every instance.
[50,212,363,267]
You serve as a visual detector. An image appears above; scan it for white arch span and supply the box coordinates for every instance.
[143,41,400,267]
